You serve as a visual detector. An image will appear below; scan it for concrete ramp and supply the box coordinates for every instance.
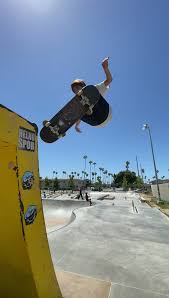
[0,105,62,298]
[43,199,89,233]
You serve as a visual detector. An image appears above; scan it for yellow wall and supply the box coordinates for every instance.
[0,105,62,298]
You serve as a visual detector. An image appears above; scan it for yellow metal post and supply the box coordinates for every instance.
[0,105,62,298]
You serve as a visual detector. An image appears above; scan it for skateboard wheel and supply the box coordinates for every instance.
[43,120,51,127]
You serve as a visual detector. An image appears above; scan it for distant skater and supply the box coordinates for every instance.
[85,192,92,206]
[79,187,84,200]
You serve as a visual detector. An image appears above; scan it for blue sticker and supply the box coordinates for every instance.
[22,171,34,190]
[25,205,37,225]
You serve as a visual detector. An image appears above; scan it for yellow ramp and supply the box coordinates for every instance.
[0,105,62,298]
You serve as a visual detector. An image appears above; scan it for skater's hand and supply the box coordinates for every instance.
[75,119,82,133]
[75,125,82,133]
[102,57,113,86]
[102,57,109,70]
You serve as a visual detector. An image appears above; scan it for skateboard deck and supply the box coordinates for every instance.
[40,85,101,143]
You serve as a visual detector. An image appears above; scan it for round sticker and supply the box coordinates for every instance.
[22,171,34,190]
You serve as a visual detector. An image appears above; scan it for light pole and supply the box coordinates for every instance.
[142,123,161,201]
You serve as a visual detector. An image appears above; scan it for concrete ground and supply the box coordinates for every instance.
[42,191,169,298]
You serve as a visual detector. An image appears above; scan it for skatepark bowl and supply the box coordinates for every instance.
[42,191,169,298]
[42,198,91,233]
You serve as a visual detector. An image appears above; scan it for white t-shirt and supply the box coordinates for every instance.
[95,81,112,127]
[95,81,109,97]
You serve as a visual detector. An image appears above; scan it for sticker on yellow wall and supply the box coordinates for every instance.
[18,127,35,151]
[22,171,34,190]
[24,205,37,225]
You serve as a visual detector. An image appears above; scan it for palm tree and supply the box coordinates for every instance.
[82,171,85,179]
[101,168,105,182]
[83,155,88,179]
[82,171,88,180]
[94,172,97,183]
[103,170,108,184]
[89,161,93,183]
[77,173,80,180]
[92,172,95,183]
[93,162,96,182]
[108,173,111,186]
[63,171,67,179]
[125,161,130,171]
[111,173,114,186]
[99,167,102,178]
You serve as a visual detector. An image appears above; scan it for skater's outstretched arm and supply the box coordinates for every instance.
[102,57,113,86]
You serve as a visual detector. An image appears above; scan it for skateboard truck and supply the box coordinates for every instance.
[43,120,66,138]
[78,90,94,115]
[50,125,66,138]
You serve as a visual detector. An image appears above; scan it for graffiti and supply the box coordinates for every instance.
[22,171,34,190]
[24,205,37,225]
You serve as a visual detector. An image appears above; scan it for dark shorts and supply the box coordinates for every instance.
[81,96,109,126]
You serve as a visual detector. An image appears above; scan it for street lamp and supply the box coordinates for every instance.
[142,123,161,201]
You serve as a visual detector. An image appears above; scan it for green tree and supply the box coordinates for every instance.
[68,175,75,192]
[94,176,102,190]
[114,171,137,188]
[125,161,130,171]
[53,177,59,191]
[133,176,144,189]
[89,160,93,183]
[44,177,50,189]
[92,172,95,183]
[93,162,96,181]
[122,176,128,190]
[83,155,88,179]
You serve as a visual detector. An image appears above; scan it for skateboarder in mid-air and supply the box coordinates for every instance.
[43,57,113,133]
[71,57,113,133]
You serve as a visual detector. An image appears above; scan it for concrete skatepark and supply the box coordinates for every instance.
[43,191,169,298]
[1,105,169,298]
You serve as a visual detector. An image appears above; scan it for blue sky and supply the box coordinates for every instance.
[1,0,169,180]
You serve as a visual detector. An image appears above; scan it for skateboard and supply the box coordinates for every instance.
[40,85,101,143]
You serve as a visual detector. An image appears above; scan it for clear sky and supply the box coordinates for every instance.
[1,0,169,180]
